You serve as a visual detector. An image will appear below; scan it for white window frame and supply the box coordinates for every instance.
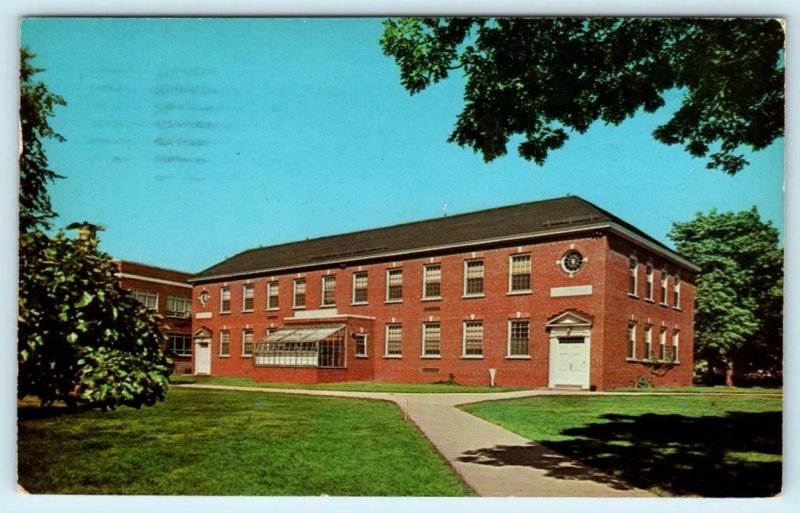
[672,330,680,363]
[422,264,442,300]
[508,254,532,293]
[507,319,531,358]
[133,288,159,311]
[352,272,368,305]
[293,279,306,309]
[384,324,402,357]
[220,287,231,313]
[462,321,484,358]
[166,295,191,317]
[628,257,638,297]
[242,284,255,312]
[659,327,667,361]
[267,281,279,310]
[321,275,336,307]
[354,333,368,357]
[463,259,485,297]
[645,264,654,301]
[219,330,230,356]
[421,322,441,358]
[673,274,681,309]
[241,329,253,357]
[644,325,653,360]
[167,333,192,357]
[660,269,669,305]
[386,268,403,303]
[626,322,637,360]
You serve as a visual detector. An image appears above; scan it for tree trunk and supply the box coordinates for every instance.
[725,359,735,387]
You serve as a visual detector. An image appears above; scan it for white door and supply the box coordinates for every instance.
[194,338,211,375]
[554,337,588,387]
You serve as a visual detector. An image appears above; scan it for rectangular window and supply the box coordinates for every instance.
[355,333,368,357]
[386,269,403,302]
[627,322,637,360]
[464,260,484,296]
[628,257,638,296]
[242,329,253,357]
[220,287,231,313]
[385,324,402,356]
[508,320,530,357]
[645,264,654,301]
[267,281,279,310]
[167,333,192,356]
[463,321,483,357]
[219,330,230,356]
[673,274,681,308]
[423,264,441,299]
[293,279,306,308]
[321,275,336,306]
[672,330,680,363]
[644,325,653,360]
[166,295,191,317]
[242,284,255,311]
[352,272,368,304]
[509,254,532,292]
[133,289,158,311]
[659,328,667,361]
[422,323,441,357]
[660,270,669,305]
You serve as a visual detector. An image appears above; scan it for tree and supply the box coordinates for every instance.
[668,208,783,386]
[18,49,172,409]
[381,18,784,175]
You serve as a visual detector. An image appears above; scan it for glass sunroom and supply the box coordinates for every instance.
[253,323,346,368]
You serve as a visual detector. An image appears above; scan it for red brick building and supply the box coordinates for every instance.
[188,196,697,390]
[114,260,194,373]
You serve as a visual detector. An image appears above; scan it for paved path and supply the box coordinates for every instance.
[175,384,653,497]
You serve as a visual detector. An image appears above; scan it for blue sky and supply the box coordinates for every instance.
[21,17,784,273]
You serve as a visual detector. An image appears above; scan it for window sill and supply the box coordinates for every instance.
[241,309,254,314]
[420,355,441,359]
[165,314,191,319]
[461,355,484,360]
[627,294,639,299]
[644,298,655,304]
[505,355,531,360]
[320,304,336,309]
[292,306,306,310]
[355,355,369,359]
[350,302,368,306]
[660,303,670,308]
[421,297,442,302]
[384,300,403,305]
[266,308,279,312]
[219,355,231,358]
[673,307,682,311]
[219,311,231,315]
[240,355,252,358]
[461,294,485,299]
[383,354,402,359]
[507,290,532,296]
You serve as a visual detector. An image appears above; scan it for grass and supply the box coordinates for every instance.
[461,394,782,497]
[18,388,474,496]
[170,374,524,393]
[610,385,782,394]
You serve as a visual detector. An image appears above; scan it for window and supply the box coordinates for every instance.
[659,327,667,361]
[133,289,158,310]
[220,287,231,313]
[242,329,253,357]
[355,333,368,357]
[628,257,638,296]
[627,322,637,360]
[673,274,681,308]
[293,279,306,308]
[267,282,279,310]
[660,270,669,305]
[464,260,484,296]
[166,295,191,317]
[219,330,230,356]
[321,275,336,306]
[423,264,441,299]
[422,323,441,357]
[385,324,402,356]
[352,272,368,304]
[672,330,680,363]
[561,250,585,274]
[645,264,654,301]
[463,321,483,357]
[242,284,255,311]
[644,325,653,360]
[509,254,532,292]
[167,333,192,356]
[508,320,530,357]
[386,269,403,302]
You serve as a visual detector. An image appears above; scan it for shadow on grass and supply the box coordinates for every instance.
[458,411,781,497]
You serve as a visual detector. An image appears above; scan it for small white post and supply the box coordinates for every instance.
[489,368,497,387]
[404,399,409,420]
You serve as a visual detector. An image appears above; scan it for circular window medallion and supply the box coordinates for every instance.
[199,291,210,307]
[561,250,585,273]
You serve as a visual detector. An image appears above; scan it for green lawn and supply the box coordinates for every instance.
[18,388,474,496]
[461,394,782,497]
[171,374,523,393]
[610,385,782,394]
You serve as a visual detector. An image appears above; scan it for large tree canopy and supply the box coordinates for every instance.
[669,208,783,385]
[381,18,784,174]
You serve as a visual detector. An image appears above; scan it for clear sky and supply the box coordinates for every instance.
[20,17,785,273]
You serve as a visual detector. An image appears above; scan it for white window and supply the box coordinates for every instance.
[673,274,681,308]
[167,333,192,356]
[352,272,368,304]
[644,325,653,360]
[509,254,532,292]
[463,321,483,357]
[293,279,306,308]
[672,330,680,363]
[386,269,403,302]
[242,284,255,311]
[422,323,441,357]
[321,275,336,306]
[659,327,667,361]
[242,329,253,357]
[423,264,441,299]
[133,289,158,311]
[660,269,669,305]
[627,322,636,360]
[385,324,402,357]
[220,287,231,313]
[355,333,368,357]
[628,257,638,296]
[464,260,484,296]
[508,319,530,357]
[166,295,191,317]
[219,330,230,356]
[267,281,279,310]
[645,264,654,301]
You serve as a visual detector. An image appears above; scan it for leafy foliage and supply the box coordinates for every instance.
[669,208,783,381]
[381,18,784,174]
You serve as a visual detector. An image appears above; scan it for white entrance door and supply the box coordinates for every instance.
[553,337,589,387]
[194,338,211,375]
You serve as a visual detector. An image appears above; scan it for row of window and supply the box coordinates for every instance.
[213,319,533,359]
[217,255,533,312]
[132,289,192,317]
[167,333,192,356]
[628,257,681,308]
[626,323,680,363]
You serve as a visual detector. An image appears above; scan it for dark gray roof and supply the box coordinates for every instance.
[192,196,692,282]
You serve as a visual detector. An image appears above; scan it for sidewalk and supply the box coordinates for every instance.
[175,384,653,497]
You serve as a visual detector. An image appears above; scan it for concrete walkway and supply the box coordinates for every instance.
[174,384,653,497]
